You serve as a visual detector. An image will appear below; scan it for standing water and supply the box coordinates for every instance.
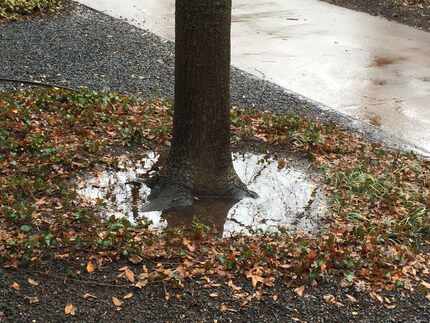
[76,152,327,237]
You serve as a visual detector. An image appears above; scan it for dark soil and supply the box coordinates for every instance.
[322,0,430,32]
[1,261,429,323]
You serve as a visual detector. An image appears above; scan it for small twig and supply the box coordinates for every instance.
[0,77,76,91]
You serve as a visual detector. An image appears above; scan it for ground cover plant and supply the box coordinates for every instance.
[0,0,62,21]
[0,88,429,310]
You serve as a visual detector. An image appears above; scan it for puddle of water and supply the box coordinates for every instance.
[76,152,327,237]
[76,0,430,155]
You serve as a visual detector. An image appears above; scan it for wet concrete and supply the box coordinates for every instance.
[76,0,430,155]
[76,152,327,236]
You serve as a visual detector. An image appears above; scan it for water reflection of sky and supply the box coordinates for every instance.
[77,152,327,236]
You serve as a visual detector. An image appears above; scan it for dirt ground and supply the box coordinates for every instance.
[1,260,429,323]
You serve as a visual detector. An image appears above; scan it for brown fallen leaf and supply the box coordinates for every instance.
[112,296,123,307]
[277,159,287,170]
[294,286,305,297]
[82,293,97,300]
[27,278,39,287]
[10,282,20,290]
[119,266,135,283]
[421,281,430,289]
[135,280,148,289]
[124,268,135,283]
[246,270,265,289]
[128,255,143,264]
[123,292,134,300]
[86,261,95,273]
[323,294,336,304]
[346,294,358,303]
[370,291,384,304]
[183,238,196,252]
[219,304,237,313]
[26,296,39,304]
[227,280,242,292]
[64,303,77,316]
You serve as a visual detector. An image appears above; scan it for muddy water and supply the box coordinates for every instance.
[76,0,430,155]
[76,152,327,236]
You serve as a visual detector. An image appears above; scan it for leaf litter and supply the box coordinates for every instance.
[0,88,429,312]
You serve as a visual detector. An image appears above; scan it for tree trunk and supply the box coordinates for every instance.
[145,0,255,211]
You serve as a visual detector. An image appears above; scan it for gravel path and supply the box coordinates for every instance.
[0,2,421,156]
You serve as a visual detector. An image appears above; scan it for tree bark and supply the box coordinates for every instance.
[146,0,255,211]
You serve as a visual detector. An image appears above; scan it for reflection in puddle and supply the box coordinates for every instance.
[76,152,327,236]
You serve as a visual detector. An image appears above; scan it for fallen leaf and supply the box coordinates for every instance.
[277,159,287,170]
[119,266,135,283]
[135,280,148,289]
[128,255,143,264]
[10,282,20,290]
[124,268,135,283]
[64,303,77,316]
[294,286,305,297]
[183,238,196,252]
[246,270,265,289]
[227,280,242,292]
[112,297,123,307]
[27,278,39,287]
[370,291,384,304]
[86,261,95,273]
[220,304,237,313]
[346,294,358,303]
[82,293,97,300]
[123,292,134,300]
[209,293,218,298]
[421,281,430,289]
[426,294,430,302]
[26,296,39,304]
[323,294,336,304]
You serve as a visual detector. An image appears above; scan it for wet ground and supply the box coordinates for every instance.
[76,0,430,156]
[76,152,327,236]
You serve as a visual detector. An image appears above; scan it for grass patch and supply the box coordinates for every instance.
[0,0,63,21]
[0,88,429,294]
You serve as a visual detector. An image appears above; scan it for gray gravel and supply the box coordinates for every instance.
[0,2,422,156]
